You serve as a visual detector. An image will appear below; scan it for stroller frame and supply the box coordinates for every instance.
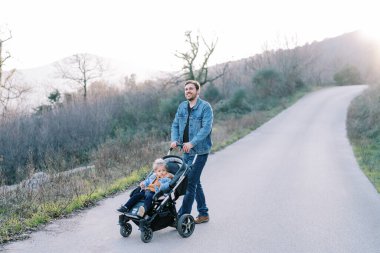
[118,153,197,243]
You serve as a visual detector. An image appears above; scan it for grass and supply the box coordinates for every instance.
[347,84,380,193]
[351,137,380,192]
[0,166,150,244]
[0,87,311,244]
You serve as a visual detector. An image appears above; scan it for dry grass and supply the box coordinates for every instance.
[0,87,310,244]
[347,84,380,192]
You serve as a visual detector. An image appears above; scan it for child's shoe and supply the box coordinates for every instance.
[117,205,128,213]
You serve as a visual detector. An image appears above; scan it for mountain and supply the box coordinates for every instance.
[306,30,380,83]
[209,30,380,92]
[8,30,380,113]
[8,55,164,111]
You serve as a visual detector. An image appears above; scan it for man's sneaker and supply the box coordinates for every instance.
[195,215,209,224]
[137,206,145,217]
[117,205,128,213]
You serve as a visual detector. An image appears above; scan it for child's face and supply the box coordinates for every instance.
[155,166,167,178]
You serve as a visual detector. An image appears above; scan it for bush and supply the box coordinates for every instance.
[347,84,380,192]
[203,83,222,103]
[216,89,251,114]
[347,85,380,139]
[158,89,184,123]
[334,65,362,85]
[252,68,285,98]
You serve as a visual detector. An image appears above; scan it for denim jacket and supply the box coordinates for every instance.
[171,97,213,155]
[143,173,171,193]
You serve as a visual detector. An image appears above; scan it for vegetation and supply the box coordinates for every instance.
[1,30,378,244]
[0,29,28,118]
[347,84,380,192]
[334,65,362,85]
[175,31,226,86]
[0,55,313,242]
[0,81,311,243]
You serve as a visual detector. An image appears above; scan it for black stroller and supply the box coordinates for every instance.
[118,150,196,243]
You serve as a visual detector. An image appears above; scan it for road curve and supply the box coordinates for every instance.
[2,85,380,253]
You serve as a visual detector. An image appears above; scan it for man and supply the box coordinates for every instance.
[170,80,213,224]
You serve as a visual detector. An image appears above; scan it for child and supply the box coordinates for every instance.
[117,158,173,217]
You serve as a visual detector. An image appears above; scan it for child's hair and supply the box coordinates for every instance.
[153,158,167,171]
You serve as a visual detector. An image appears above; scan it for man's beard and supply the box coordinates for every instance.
[186,94,197,101]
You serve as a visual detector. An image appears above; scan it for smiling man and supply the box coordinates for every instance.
[170,80,213,224]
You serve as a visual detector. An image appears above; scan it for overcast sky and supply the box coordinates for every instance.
[1,0,379,74]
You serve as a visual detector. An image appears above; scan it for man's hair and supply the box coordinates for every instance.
[153,158,167,170]
[185,80,200,90]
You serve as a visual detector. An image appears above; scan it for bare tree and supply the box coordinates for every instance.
[175,31,227,86]
[0,29,29,118]
[55,53,105,99]
[123,73,137,91]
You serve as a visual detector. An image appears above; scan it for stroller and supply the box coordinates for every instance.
[118,149,196,243]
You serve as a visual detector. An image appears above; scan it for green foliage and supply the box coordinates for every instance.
[48,89,61,104]
[0,77,312,243]
[158,89,184,122]
[252,68,285,98]
[333,65,362,85]
[347,85,380,192]
[294,78,305,89]
[25,212,51,228]
[0,164,151,243]
[108,166,149,194]
[347,86,380,139]
[203,83,222,103]
[216,89,251,114]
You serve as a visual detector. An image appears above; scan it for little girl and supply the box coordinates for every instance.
[117,158,173,217]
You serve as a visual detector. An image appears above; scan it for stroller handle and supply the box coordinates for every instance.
[167,143,198,166]
[168,143,183,155]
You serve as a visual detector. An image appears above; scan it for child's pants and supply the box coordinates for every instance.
[124,190,155,211]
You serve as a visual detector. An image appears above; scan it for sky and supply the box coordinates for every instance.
[1,0,379,75]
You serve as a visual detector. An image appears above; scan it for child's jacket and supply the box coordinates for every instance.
[143,173,171,192]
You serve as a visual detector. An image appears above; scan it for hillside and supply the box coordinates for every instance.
[5,30,380,114]
[308,30,380,83]
[1,29,379,243]
[210,30,380,92]
[6,55,163,112]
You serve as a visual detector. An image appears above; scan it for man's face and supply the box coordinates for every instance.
[185,83,199,101]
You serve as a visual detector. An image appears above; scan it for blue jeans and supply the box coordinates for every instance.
[178,153,209,217]
[124,190,155,211]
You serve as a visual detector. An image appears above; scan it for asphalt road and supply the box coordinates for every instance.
[2,85,380,253]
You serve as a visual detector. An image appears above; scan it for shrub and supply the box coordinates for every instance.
[216,89,251,114]
[252,68,285,98]
[347,85,380,139]
[334,65,362,85]
[158,89,184,123]
[203,83,222,103]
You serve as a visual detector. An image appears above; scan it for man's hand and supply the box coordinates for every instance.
[183,142,194,153]
[139,181,145,189]
[170,142,177,149]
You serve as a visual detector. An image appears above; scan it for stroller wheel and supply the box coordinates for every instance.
[177,214,195,238]
[140,228,153,243]
[120,223,132,237]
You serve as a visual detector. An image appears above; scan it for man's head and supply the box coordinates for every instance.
[184,80,200,101]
